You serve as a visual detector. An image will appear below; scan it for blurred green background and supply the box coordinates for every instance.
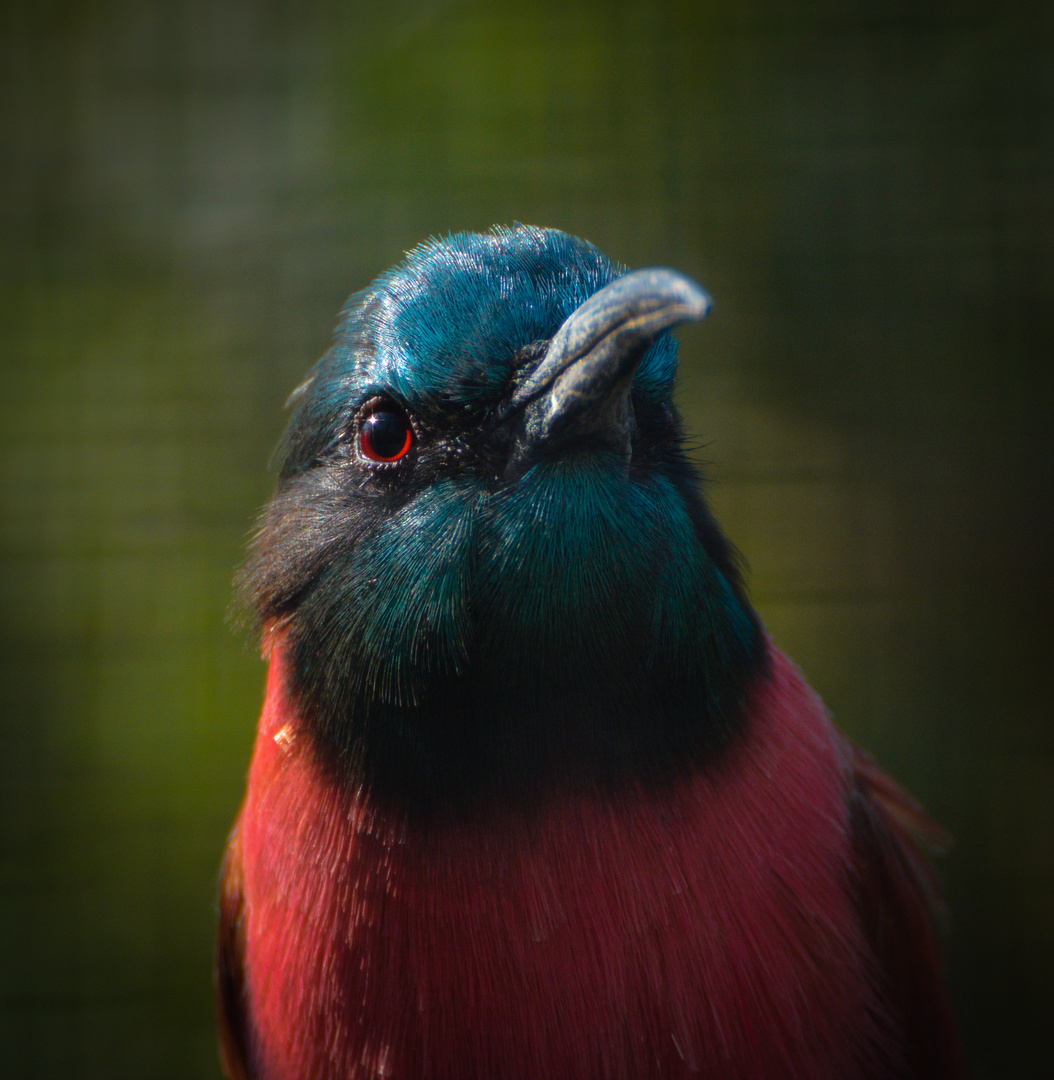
[1,1,1051,1076]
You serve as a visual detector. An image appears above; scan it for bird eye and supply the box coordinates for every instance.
[357,400,414,464]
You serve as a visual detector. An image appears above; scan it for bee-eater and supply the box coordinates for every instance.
[218,225,966,1079]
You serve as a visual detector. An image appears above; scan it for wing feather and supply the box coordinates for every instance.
[847,745,968,1079]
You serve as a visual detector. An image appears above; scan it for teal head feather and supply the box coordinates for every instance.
[241,225,763,816]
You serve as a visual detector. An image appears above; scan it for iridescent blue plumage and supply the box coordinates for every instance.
[279,226,679,477]
[242,224,761,815]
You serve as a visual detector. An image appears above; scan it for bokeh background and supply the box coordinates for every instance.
[1,1,1051,1076]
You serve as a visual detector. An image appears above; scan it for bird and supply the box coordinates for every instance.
[217,224,966,1080]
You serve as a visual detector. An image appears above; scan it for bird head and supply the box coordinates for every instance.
[241,225,763,817]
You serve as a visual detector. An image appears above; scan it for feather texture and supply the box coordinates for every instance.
[218,641,963,1080]
[219,228,965,1078]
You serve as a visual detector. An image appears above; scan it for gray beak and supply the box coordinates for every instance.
[502,268,711,474]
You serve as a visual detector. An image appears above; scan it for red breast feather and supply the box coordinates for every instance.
[219,642,935,1080]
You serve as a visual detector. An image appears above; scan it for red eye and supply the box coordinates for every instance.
[358,405,413,463]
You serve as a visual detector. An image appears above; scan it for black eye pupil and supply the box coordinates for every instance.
[362,412,411,460]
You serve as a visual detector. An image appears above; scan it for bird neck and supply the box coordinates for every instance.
[282,458,766,820]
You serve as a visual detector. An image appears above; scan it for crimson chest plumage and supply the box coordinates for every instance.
[226,645,909,1080]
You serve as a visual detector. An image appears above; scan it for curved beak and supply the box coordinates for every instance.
[501,268,711,473]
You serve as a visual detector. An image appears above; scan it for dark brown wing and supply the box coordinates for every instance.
[216,819,253,1080]
[847,745,968,1079]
